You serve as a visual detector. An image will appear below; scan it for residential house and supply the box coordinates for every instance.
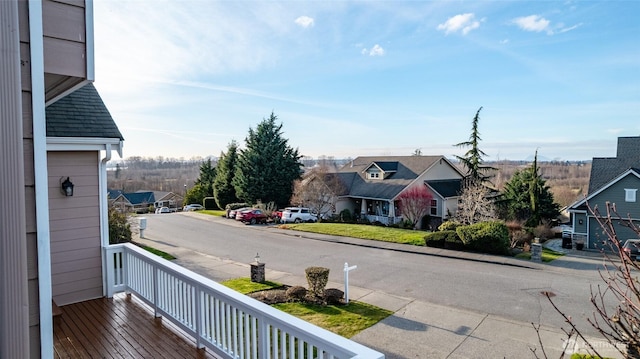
[108,190,183,213]
[335,156,465,229]
[568,137,640,249]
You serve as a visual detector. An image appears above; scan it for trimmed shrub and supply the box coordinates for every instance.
[456,221,510,255]
[285,286,307,302]
[444,235,465,251]
[305,267,330,298]
[339,209,353,222]
[424,231,457,248]
[438,221,461,232]
[323,288,345,305]
[226,202,250,210]
[203,197,217,210]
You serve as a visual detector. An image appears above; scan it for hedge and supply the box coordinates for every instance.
[456,221,509,255]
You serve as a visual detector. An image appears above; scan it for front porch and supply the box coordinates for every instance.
[54,293,216,358]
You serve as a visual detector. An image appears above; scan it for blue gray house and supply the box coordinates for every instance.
[568,137,640,249]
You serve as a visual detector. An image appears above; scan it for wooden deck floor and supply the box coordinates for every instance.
[53,293,219,359]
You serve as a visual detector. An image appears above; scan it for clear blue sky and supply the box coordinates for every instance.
[93,1,639,162]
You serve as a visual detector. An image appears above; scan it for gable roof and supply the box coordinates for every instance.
[123,191,155,206]
[425,179,463,199]
[46,83,124,140]
[365,161,398,173]
[588,137,640,193]
[570,168,640,209]
[337,156,462,200]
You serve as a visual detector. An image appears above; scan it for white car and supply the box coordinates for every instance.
[183,204,204,211]
[281,207,318,223]
[156,207,170,214]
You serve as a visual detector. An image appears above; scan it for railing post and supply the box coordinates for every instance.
[258,316,269,359]
[195,285,204,349]
[153,261,160,317]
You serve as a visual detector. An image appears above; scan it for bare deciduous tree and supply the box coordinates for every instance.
[290,165,345,220]
[454,179,497,225]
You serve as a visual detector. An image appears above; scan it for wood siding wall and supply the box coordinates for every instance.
[1,1,31,357]
[48,151,103,306]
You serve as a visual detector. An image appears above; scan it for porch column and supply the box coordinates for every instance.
[0,1,30,357]
[360,199,367,215]
[388,200,395,218]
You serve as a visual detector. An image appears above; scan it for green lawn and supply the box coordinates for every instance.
[221,278,393,338]
[200,209,226,217]
[282,222,426,246]
[133,242,176,260]
[515,247,565,262]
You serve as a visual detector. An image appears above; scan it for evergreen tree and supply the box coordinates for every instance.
[233,112,302,207]
[213,141,240,209]
[454,107,495,185]
[497,152,560,226]
[195,159,216,198]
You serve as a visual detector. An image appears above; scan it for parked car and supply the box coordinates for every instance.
[156,207,170,214]
[235,209,268,225]
[183,204,204,211]
[228,207,251,219]
[623,239,640,260]
[281,207,317,223]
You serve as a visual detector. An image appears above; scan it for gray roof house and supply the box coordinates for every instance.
[335,156,465,229]
[568,137,640,249]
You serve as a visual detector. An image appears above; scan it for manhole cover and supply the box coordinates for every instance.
[540,291,556,297]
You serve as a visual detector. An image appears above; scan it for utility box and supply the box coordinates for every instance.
[139,217,147,238]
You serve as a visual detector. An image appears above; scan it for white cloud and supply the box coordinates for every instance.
[361,44,385,56]
[512,15,551,34]
[295,15,314,28]
[437,13,480,35]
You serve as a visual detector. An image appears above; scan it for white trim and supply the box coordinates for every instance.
[85,0,95,81]
[47,137,123,157]
[99,145,112,296]
[29,1,53,357]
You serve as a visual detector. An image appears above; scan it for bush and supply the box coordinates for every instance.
[305,266,330,298]
[323,288,345,305]
[456,221,510,255]
[532,224,555,241]
[444,235,465,251]
[108,207,131,244]
[424,230,459,248]
[203,197,217,210]
[339,209,352,222]
[438,221,461,231]
[285,286,307,302]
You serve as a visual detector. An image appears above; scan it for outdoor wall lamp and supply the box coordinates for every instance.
[61,177,74,197]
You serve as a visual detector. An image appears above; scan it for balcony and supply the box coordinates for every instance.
[99,243,383,359]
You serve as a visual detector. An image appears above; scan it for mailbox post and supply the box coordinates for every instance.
[344,262,357,304]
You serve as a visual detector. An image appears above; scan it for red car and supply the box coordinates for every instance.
[235,209,268,225]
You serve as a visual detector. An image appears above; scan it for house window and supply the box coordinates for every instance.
[367,171,381,179]
[430,199,437,216]
[625,188,637,202]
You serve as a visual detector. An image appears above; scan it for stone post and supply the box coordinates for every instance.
[531,238,542,263]
[250,262,265,283]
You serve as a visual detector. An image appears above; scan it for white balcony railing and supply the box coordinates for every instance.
[105,243,384,359]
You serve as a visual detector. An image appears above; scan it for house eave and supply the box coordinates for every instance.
[47,137,123,157]
[568,168,640,210]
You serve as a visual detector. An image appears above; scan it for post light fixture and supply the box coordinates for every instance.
[254,253,260,264]
[61,177,74,197]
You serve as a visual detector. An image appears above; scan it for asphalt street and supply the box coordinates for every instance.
[135,212,624,358]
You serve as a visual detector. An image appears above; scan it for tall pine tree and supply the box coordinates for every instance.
[454,107,495,185]
[213,141,240,209]
[233,112,302,207]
